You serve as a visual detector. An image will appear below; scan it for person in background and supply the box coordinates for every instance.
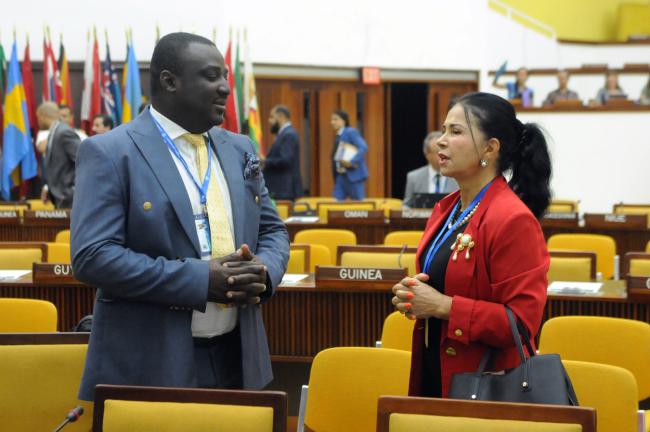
[639,75,650,105]
[543,70,580,106]
[36,102,80,208]
[392,92,550,398]
[263,105,303,201]
[330,110,368,200]
[492,67,534,107]
[59,104,88,141]
[403,131,458,207]
[594,70,627,105]
[92,114,114,135]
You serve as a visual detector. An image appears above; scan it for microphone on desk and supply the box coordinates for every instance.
[397,244,408,270]
[53,406,84,432]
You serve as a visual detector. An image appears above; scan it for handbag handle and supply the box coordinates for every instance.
[475,306,535,373]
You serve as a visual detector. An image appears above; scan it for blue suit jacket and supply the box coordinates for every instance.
[332,127,368,183]
[262,125,303,200]
[71,109,289,401]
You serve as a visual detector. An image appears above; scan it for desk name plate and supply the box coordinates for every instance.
[627,275,650,290]
[32,263,78,284]
[315,266,406,289]
[584,213,647,230]
[23,210,71,226]
[328,210,386,223]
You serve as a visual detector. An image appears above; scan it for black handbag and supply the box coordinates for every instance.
[448,306,579,406]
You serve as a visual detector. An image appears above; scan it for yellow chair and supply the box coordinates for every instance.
[646,240,650,253]
[300,347,411,432]
[294,228,357,261]
[47,242,71,263]
[0,334,92,431]
[547,234,617,280]
[624,252,650,277]
[0,298,58,332]
[55,229,71,243]
[378,311,415,351]
[384,231,423,247]
[547,199,579,214]
[317,201,375,223]
[365,198,403,217]
[0,242,47,270]
[307,244,333,271]
[539,316,650,431]
[26,199,55,211]
[547,251,596,282]
[563,360,638,432]
[338,246,417,276]
[94,385,287,432]
[288,244,310,273]
[614,204,650,227]
[274,200,292,220]
[377,396,596,432]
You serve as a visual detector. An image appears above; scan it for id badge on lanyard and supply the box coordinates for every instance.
[195,212,212,258]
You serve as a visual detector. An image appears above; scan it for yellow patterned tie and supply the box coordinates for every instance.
[183,133,235,259]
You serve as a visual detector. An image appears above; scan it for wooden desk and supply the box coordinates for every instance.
[0,210,70,242]
[1,273,648,361]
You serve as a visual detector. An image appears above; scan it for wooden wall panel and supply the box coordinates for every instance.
[364,85,385,198]
[428,82,478,131]
[317,88,339,196]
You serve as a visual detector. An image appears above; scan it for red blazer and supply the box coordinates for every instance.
[409,176,549,397]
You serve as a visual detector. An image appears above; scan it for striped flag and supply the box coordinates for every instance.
[80,30,102,134]
[42,34,61,103]
[221,35,240,134]
[243,32,263,155]
[1,40,38,200]
[234,32,244,132]
[58,37,73,109]
[101,36,122,126]
[21,38,37,139]
[121,34,142,123]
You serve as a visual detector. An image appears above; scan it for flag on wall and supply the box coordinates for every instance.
[102,37,122,126]
[80,30,102,134]
[58,37,73,109]
[243,32,263,155]
[122,35,142,123]
[21,38,37,138]
[1,41,38,200]
[221,35,240,134]
[0,42,6,144]
[42,33,61,103]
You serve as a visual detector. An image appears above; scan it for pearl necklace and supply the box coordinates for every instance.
[447,202,480,230]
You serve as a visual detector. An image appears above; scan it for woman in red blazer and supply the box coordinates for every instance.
[392,92,551,398]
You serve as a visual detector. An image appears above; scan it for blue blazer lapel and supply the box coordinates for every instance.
[209,128,244,247]
[127,111,201,256]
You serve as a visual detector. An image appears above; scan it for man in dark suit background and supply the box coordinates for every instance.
[36,101,80,208]
[263,105,303,200]
[71,32,289,401]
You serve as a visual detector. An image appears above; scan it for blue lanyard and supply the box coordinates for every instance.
[151,117,212,207]
[422,180,493,273]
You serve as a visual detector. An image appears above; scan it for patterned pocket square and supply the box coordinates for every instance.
[244,152,261,180]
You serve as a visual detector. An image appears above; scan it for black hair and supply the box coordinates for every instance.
[93,114,114,129]
[273,105,291,119]
[454,92,552,218]
[333,109,349,127]
[150,32,215,96]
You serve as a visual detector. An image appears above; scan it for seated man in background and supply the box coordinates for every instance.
[493,66,534,107]
[403,131,458,208]
[59,104,88,141]
[92,114,114,135]
[543,70,580,106]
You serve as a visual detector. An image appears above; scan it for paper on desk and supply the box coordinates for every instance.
[284,216,320,223]
[548,281,603,294]
[281,274,309,284]
[0,270,31,281]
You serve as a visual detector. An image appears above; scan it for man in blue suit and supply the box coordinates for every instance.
[71,32,289,401]
[330,110,368,200]
[263,105,303,201]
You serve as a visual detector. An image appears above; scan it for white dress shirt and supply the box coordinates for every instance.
[149,107,237,338]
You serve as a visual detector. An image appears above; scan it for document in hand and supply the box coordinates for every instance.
[334,141,358,162]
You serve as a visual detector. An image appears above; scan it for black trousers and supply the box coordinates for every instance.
[193,326,243,389]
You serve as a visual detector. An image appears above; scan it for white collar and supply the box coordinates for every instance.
[427,164,440,178]
[149,106,208,140]
[279,122,292,133]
